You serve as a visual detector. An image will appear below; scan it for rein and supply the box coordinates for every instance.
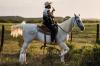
[57,25,68,33]
[57,17,75,34]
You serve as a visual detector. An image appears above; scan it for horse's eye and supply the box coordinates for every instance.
[76,20,80,23]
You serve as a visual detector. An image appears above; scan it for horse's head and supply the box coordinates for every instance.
[73,14,85,31]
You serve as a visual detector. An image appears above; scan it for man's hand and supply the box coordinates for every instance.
[52,7,55,11]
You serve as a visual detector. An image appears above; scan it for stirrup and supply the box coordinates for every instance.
[50,41,56,45]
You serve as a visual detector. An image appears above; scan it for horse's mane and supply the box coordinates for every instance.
[59,17,73,27]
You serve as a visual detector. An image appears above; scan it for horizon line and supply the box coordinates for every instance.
[0,15,100,19]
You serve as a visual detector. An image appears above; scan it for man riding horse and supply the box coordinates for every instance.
[43,1,57,44]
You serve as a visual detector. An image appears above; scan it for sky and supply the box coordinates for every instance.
[0,0,100,18]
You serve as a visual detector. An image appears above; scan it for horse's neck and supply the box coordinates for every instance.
[59,18,74,33]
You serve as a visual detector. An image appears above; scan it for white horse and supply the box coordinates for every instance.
[11,14,84,64]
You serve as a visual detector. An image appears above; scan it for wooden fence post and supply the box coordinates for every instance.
[0,25,5,52]
[96,24,100,44]
[70,31,73,44]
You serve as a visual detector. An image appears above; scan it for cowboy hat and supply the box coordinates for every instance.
[44,1,52,7]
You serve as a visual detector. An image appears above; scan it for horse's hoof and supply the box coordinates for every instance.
[19,61,27,65]
[59,54,64,57]
[25,61,28,64]
[61,60,65,63]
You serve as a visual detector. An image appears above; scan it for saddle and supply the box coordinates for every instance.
[37,25,51,35]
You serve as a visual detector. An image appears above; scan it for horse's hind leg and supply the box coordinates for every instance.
[19,41,29,64]
[19,32,35,64]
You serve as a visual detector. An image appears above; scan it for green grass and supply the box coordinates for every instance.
[0,21,100,66]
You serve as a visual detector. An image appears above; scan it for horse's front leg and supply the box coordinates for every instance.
[19,41,29,64]
[58,42,69,62]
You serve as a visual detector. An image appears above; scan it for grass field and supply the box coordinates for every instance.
[0,21,100,66]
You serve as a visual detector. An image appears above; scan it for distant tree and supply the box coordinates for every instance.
[0,19,6,22]
[63,16,71,21]
[54,17,63,23]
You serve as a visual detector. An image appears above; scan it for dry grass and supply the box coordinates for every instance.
[0,22,100,66]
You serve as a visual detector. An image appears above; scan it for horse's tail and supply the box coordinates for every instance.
[10,21,26,38]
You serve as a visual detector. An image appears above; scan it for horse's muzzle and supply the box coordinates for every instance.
[80,26,85,31]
